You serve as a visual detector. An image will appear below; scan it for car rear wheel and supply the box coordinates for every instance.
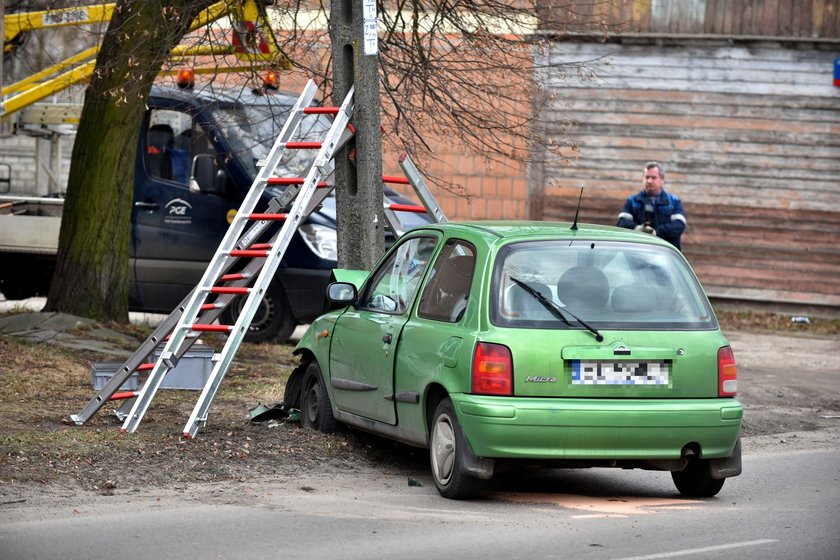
[430,398,482,499]
[671,457,725,497]
[301,362,336,433]
[222,280,296,343]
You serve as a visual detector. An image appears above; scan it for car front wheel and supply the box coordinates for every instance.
[671,457,725,497]
[430,398,482,499]
[300,362,336,433]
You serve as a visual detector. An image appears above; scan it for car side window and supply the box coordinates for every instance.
[361,236,437,314]
[418,241,476,323]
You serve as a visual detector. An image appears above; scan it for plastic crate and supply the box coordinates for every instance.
[90,362,139,391]
[90,344,215,392]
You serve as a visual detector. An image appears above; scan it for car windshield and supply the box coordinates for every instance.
[491,240,716,330]
[212,102,332,179]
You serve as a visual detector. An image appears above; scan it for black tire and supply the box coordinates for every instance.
[300,362,336,433]
[222,280,296,344]
[671,458,725,497]
[429,398,482,499]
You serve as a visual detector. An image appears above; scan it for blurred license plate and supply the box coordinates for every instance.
[571,361,669,385]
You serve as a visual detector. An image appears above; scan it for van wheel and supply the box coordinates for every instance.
[671,458,725,497]
[300,362,336,433]
[222,281,296,343]
[430,398,482,499]
[0,278,33,300]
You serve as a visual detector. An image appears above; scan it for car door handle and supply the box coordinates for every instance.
[382,333,393,344]
[134,201,160,210]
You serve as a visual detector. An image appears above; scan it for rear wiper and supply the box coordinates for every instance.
[509,276,604,342]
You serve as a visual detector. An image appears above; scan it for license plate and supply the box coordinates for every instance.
[571,361,670,385]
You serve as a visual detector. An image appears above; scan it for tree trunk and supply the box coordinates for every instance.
[44,0,213,321]
[330,0,385,271]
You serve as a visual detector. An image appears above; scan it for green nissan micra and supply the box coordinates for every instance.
[289,221,743,499]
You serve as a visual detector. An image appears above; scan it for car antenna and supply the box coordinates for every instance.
[570,187,584,231]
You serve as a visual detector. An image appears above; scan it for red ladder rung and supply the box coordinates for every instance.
[386,203,426,213]
[249,213,287,221]
[137,362,155,372]
[200,303,220,311]
[230,249,268,257]
[249,243,272,250]
[211,287,250,295]
[382,175,410,185]
[110,391,139,401]
[303,107,339,114]
[220,273,247,281]
[285,142,322,149]
[191,324,233,333]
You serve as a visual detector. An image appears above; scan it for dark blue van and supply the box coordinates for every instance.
[132,85,428,342]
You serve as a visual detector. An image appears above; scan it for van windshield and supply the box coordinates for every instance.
[491,240,717,330]
[212,103,332,180]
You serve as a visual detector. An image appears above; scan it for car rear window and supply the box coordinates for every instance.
[490,240,717,330]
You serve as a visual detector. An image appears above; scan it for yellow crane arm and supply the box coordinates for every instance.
[3,4,115,53]
[0,1,253,118]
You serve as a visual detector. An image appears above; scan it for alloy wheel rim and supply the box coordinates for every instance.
[432,413,456,485]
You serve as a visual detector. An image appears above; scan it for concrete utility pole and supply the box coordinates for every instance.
[329,0,384,270]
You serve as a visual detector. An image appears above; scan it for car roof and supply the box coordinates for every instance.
[412,221,675,248]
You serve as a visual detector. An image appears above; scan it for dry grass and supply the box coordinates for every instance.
[0,331,415,493]
[1,307,835,493]
[715,309,840,337]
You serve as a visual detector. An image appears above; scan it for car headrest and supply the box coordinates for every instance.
[611,284,656,313]
[556,266,609,309]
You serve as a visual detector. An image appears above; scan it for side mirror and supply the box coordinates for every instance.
[327,282,357,304]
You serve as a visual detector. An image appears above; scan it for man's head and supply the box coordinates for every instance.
[642,161,665,197]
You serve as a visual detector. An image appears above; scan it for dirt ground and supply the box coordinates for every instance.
[0,309,838,500]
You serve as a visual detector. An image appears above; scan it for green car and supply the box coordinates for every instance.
[289,221,743,499]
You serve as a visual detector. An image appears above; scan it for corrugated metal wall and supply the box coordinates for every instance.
[532,40,840,307]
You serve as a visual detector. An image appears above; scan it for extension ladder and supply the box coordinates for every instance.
[71,79,354,438]
[70,82,442,439]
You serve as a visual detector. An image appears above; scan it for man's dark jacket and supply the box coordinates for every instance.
[617,189,687,250]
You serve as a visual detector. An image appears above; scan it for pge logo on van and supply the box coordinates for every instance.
[164,198,192,225]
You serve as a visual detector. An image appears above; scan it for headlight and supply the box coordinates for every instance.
[298,223,337,261]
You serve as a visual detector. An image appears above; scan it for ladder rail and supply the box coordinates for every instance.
[398,153,447,224]
[182,87,356,438]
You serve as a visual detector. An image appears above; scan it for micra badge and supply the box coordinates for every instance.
[525,376,557,383]
[614,344,631,356]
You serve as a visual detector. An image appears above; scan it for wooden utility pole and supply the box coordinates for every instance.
[329,0,384,270]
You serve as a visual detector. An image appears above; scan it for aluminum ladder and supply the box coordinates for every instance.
[70,79,355,439]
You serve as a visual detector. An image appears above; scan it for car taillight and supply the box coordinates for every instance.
[472,342,513,396]
[718,345,737,397]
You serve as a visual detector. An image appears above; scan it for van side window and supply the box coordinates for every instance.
[145,110,191,184]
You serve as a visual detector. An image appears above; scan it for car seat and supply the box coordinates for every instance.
[610,284,656,313]
[556,265,609,311]
[419,254,475,322]
[509,281,553,318]
[146,124,174,180]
